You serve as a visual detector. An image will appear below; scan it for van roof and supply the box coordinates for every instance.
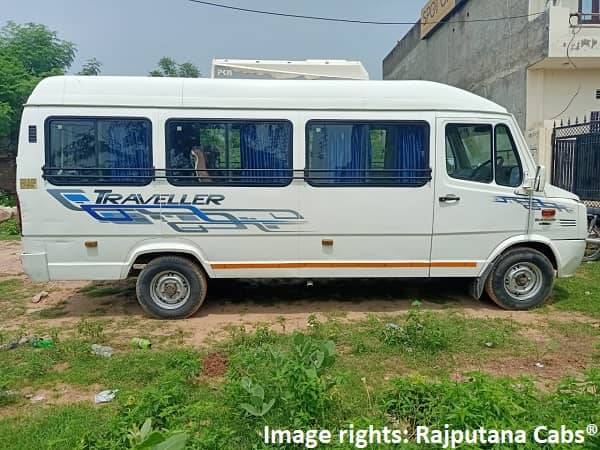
[27,76,508,114]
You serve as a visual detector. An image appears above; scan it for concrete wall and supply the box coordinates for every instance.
[383,0,549,130]
[527,68,600,129]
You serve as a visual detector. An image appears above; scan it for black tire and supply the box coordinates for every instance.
[485,248,555,310]
[135,256,207,319]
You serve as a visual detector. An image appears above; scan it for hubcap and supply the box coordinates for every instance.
[149,270,190,309]
[504,262,543,301]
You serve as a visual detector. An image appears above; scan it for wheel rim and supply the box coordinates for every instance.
[149,270,191,309]
[504,262,544,302]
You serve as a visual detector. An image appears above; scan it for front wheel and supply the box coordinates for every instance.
[485,248,555,310]
[136,256,207,319]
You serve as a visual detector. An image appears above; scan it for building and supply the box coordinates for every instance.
[383,0,600,177]
[212,59,369,80]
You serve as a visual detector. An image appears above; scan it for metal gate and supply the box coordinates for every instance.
[552,118,600,202]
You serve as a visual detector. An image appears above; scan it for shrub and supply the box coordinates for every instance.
[0,218,19,236]
[378,308,450,354]
[227,332,340,429]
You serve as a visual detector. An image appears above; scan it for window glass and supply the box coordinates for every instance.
[580,0,599,23]
[46,118,152,185]
[166,120,292,186]
[495,125,523,187]
[445,124,493,183]
[306,121,430,186]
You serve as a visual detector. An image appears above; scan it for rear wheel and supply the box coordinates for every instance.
[136,256,207,319]
[485,248,554,310]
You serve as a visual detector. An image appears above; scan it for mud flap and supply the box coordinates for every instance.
[468,257,499,300]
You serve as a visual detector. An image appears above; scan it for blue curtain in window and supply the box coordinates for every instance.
[240,123,291,184]
[313,124,371,184]
[386,125,426,185]
[105,121,151,183]
[348,125,371,182]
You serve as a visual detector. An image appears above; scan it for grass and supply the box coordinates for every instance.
[0,278,40,320]
[0,218,20,241]
[0,304,597,449]
[552,262,600,317]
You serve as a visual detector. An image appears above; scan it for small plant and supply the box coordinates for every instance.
[0,218,19,236]
[127,418,189,450]
[378,307,449,354]
[229,332,339,428]
[0,194,16,207]
[76,318,106,342]
[307,313,321,331]
[239,377,275,418]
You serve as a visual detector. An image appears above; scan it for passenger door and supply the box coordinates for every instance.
[431,118,529,277]
[297,114,436,278]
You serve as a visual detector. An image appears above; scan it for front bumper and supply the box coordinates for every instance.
[553,239,586,277]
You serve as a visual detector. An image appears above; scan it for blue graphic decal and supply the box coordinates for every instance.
[494,196,574,213]
[48,189,305,233]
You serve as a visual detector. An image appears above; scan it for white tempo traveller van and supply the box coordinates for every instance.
[16,76,587,319]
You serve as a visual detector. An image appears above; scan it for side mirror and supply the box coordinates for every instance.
[534,165,546,192]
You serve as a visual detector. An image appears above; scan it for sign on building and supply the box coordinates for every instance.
[421,0,456,39]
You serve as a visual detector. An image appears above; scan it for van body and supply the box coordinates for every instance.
[17,76,587,318]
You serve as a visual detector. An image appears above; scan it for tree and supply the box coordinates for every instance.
[78,57,102,76]
[149,57,201,78]
[0,21,76,152]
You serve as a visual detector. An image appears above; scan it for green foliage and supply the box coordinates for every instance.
[0,21,75,141]
[0,218,19,236]
[78,57,102,76]
[149,57,200,78]
[552,262,600,317]
[127,419,188,450]
[76,318,107,342]
[384,371,600,449]
[0,194,16,206]
[227,332,339,428]
[378,307,450,354]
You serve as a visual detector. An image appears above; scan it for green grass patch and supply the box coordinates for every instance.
[0,278,38,320]
[0,218,20,240]
[0,340,202,392]
[0,404,113,450]
[0,312,597,449]
[552,262,600,317]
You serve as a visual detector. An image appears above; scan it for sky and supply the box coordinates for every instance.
[2,0,423,80]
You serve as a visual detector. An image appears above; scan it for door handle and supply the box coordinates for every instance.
[439,194,460,203]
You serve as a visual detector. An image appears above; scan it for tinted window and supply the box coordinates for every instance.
[166,120,292,186]
[306,121,430,186]
[445,124,493,183]
[495,125,523,187]
[46,118,152,185]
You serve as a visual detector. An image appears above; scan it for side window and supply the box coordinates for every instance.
[495,125,523,187]
[445,124,493,183]
[306,121,430,186]
[46,118,152,185]
[166,120,292,186]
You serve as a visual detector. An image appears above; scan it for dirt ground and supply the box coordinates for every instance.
[1,241,598,386]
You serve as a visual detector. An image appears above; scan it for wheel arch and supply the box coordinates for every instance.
[484,235,559,274]
[122,239,213,278]
[470,235,559,300]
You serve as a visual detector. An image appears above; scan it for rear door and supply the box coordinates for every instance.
[431,117,529,277]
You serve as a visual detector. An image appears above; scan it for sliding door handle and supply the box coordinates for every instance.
[439,194,460,203]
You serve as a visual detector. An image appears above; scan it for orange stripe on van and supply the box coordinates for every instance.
[211,262,477,270]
